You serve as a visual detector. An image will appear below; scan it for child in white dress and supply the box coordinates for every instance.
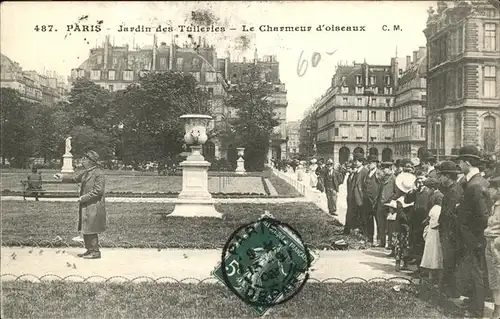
[421,205,443,283]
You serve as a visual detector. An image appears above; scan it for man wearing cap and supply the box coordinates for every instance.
[437,161,464,300]
[54,150,106,259]
[323,158,341,216]
[361,154,381,245]
[346,153,368,235]
[485,176,500,319]
[455,145,493,317]
[376,160,396,248]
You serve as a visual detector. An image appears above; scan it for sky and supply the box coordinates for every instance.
[1,1,434,121]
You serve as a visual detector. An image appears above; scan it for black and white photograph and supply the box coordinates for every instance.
[1,1,500,318]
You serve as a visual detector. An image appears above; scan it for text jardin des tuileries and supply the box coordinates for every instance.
[117,24,367,33]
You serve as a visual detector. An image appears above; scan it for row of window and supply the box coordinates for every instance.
[394,123,426,139]
[318,109,393,127]
[340,86,393,95]
[87,69,218,83]
[317,125,393,141]
[394,104,426,122]
[351,75,392,86]
[429,23,497,68]
[429,65,497,107]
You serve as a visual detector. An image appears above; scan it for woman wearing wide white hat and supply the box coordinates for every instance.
[309,158,318,188]
[386,172,416,271]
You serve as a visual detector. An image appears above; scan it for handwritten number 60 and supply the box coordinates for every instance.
[297,50,337,77]
[297,51,323,77]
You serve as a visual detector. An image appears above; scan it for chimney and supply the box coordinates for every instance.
[104,35,109,69]
[413,51,418,63]
[418,46,426,60]
[151,34,157,71]
[169,34,174,70]
[254,48,258,64]
[406,55,411,70]
[243,57,246,63]
[198,36,201,47]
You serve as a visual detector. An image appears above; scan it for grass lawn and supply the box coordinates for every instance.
[1,173,267,195]
[1,281,461,318]
[1,201,354,249]
[262,170,302,198]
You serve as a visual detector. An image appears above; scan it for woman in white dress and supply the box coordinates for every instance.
[297,160,305,181]
[420,205,443,284]
[309,159,318,188]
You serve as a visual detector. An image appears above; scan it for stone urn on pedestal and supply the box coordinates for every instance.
[61,136,74,173]
[169,114,222,218]
[235,147,246,174]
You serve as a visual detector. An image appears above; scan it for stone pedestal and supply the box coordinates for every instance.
[235,147,246,174]
[61,153,74,173]
[169,145,222,218]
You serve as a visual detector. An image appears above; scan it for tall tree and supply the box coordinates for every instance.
[66,78,118,131]
[115,71,211,165]
[0,88,34,166]
[223,66,280,171]
[63,78,118,159]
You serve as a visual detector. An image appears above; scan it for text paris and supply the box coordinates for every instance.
[66,24,102,32]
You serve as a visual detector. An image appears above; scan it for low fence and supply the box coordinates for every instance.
[272,168,307,196]
[0,273,417,284]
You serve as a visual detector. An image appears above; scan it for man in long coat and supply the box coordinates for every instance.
[436,161,463,300]
[376,161,396,248]
[347,153,368,235]
[455,145,492,317]
[362,154,381,245]
[55,150,106,259]
[323,158,341,216]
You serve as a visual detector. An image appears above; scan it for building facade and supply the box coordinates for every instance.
[393,47,428,159]
[424,0,500,157]
[309,60,399,164]
[227,52,288,160]
[286,121,300,159]
[1,54,68,104]
[71,37,288,161]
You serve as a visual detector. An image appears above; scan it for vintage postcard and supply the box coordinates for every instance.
[1,1,500,318]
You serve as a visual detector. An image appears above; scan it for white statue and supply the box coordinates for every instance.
[65,137,72,154]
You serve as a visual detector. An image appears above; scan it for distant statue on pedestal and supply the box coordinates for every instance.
[61,137,74,173]
[65,137,72,155]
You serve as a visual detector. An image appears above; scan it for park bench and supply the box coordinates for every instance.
[20,179,78,200]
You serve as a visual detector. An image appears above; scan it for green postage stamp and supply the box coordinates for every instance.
[213,213,315,316]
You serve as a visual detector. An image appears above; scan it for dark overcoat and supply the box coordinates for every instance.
[62,167,106,234]
[350,166,368,207]
[456,173,492,251]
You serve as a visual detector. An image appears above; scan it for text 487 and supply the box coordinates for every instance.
[34,25,55,32]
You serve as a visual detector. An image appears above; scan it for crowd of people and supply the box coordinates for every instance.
[286,146,500,318]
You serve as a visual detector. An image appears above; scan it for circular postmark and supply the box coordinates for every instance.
[219,217,313,310]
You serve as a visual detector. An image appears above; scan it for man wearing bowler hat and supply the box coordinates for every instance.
[55,150,107,259]
[361,154,381,245]
[455,145,493,317]
[323,158,341,216]
[376,160,396,248]
[346,152,368,235]
[436,160,464,300]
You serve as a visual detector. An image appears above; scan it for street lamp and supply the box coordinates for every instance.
[306,127,311,158]
[435,114,442,161]
[364,89,375,154]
